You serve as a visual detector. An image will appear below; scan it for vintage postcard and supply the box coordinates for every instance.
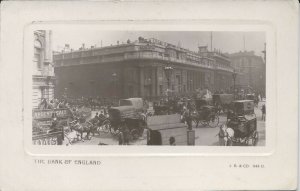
[30,30,266,147]
[0,0,298,190]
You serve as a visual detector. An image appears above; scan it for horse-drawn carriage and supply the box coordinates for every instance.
[63,106,98,143]
[218,100,258,146]
[108,98,147,143]
[191,98,219,128]
[153,103,169,115]
[246,94,255,101]
[212,94,234,114]
[153,99,179,115]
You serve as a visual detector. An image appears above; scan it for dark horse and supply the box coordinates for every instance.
[69,117,93,141]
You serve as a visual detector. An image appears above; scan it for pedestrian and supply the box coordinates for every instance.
[49,112,59,133]
[261,104,266,121]
[123,125,130,145]
[169,136,176,146]
[94,112,99,120]
[38,98,48,109]
[183,106,192,130]
[118,131,124,145]
[119,121,130,145]
[98,110,106,122]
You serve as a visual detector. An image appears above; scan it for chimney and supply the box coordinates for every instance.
[82,43,85,49]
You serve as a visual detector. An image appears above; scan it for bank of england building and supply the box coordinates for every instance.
[53,37,234,100]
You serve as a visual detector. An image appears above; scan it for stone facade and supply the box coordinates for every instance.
[229,51,266,95]
[53,38,234,99]
[32,30,55,108]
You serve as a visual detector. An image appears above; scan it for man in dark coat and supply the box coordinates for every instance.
[261,104,266,121]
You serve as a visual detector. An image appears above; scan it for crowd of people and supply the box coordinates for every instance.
[37,88,265,125]
[38,97,119,110]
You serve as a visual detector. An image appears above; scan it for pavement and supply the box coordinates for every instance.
[70,101,266,146]
[72,131,148,146]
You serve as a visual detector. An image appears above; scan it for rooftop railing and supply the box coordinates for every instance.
[54,47,234,72]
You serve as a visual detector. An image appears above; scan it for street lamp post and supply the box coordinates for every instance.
[164,66,173,114]
[232,69,237,100]
[164,66,173,99]
[112,72,117,101]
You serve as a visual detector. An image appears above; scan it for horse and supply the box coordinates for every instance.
[218,124,234,146]
[62,125,80,145]
[69,118,93,141]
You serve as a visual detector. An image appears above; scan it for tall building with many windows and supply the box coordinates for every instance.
[32,30,55,108]
[53,37,234,99]
[229,51,266,95]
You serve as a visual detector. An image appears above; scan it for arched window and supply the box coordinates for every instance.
[34,40,42,69]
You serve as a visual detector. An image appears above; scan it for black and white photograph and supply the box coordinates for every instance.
[32,30,266,146]
[1,1,298,191]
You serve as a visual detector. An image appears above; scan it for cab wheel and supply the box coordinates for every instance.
[199,119,209,127]
[208,114,219,128]
[102,120,111,133]
[193,119,200,128]
[110,126,120,136]
[251,131,259,146]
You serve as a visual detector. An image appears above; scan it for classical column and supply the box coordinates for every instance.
[151,66,157,98]
[139,66,144,97]
[156,66,162,97]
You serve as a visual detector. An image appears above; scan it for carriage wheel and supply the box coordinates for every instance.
[208,114,219,128]
[193,119,200,128]
[109,126,118,136]
[200,120,209,127]
[102,120,111,133]
[251,131,259,146]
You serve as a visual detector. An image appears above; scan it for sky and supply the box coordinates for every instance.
[52,30,266,56]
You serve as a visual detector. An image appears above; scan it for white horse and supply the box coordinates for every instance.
[218,124,235,146]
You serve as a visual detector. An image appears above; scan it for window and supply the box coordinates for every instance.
[119,99,133,106]
[176,75,180,82]
[159,85,163,95]
[34,40,42,70]
[41,87,46,100]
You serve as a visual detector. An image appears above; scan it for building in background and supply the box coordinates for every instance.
[53,37,234,100]
[229,51,266,96]
[198,46,232,93]
[32,30,55,108]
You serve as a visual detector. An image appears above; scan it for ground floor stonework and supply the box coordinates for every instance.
[54,60,233,99]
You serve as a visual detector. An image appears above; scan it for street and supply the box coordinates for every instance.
[71,101,265,146]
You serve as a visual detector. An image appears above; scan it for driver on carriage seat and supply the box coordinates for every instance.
[90,113,99,124]
[94,112,99,120]
[49,112,60,133]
